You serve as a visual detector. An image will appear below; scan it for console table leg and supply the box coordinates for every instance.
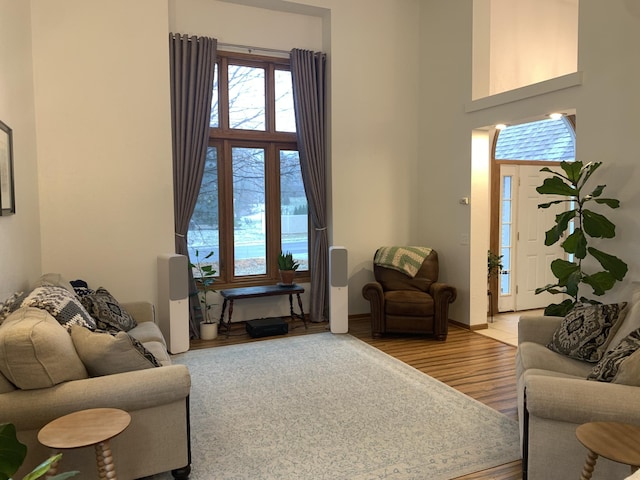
[226,300,234,338]
[296,293,307,328]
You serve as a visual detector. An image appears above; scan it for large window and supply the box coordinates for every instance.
[188,52,309,287]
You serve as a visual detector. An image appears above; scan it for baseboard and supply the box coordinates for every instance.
[449,319,488,331]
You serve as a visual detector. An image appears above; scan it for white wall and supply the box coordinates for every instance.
[422,0,640,326]
[0,1,41,299]
[30,0,174,305]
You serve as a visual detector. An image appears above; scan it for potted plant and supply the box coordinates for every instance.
[487,250,503,321]
[0,423,78,480]
[277,251,300,286]
[535,161,628,316]
[189,249,218,340]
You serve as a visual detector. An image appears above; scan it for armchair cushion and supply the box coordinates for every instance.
[385,291,434,316]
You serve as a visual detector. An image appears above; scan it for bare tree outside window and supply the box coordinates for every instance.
[189,53,309,284]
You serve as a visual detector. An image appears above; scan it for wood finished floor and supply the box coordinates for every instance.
[190,316,522,480]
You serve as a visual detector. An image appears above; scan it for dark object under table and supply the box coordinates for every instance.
[218,284,307,337]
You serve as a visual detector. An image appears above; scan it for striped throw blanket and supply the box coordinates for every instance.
[374,246,433,278]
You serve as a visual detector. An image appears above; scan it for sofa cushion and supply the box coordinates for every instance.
[547,303,628,362]
[588,328,640,385]
[81,287,137,332]
[0,307,89,389]
[70,326,161,376]
[0,370,16,393]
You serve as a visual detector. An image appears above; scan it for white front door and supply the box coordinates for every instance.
[498,165,567,312]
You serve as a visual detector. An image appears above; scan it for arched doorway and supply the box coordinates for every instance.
[489,115,576,313]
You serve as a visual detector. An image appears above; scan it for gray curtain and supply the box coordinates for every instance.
[169,33,217,338]
[290,49,328,323]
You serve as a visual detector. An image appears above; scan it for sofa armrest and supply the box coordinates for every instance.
[525,374,640,425]
[518,315,563,346]
[0,364,190,431]
[122,301,155,324]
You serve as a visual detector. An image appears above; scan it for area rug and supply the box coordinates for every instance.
[151,333,520,479]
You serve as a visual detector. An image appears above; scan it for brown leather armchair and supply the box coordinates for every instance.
[362,249,457,340]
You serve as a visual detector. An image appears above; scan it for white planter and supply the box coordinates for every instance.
[200,322,218,340]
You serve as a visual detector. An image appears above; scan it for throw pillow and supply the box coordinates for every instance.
[0,307,89,389]
[70,279,95,298]
[588,328,640,385]
[547,302,628,362]
[70,326,161,376]
[32,273,76,294]
[81,287,137,332]
[0,291,28,324]
[607,282,640,351]
[6,286,96,331]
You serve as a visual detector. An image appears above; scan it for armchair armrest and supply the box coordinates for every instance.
[362,282,385,336]
[122,301,155,324]
[518,315,563,346]
[525,373,640,425]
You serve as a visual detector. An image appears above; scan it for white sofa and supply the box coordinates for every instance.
[0,276,192,479]
[516,300,640,480]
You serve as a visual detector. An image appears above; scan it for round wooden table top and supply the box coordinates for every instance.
[576,421,640,467]
[38,408,131,449]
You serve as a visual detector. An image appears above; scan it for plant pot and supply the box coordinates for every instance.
[200,322,218,340]
[279,269,296,286]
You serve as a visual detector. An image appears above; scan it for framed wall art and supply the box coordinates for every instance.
[0,120,15,215]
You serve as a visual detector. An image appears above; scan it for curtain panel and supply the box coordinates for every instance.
[290,48,328,323]
[169,33,217,338]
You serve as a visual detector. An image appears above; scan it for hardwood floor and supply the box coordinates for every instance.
[190,316,522,480]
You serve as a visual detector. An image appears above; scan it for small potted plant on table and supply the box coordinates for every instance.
[278,251,300,286]
[189,250,218,340]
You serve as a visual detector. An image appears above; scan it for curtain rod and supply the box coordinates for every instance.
[218,42,291,56]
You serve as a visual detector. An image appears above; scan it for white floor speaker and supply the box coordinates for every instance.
[157,254,190,354]
[329,246,348,333]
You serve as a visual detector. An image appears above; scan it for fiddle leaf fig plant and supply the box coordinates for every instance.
[535,161,628,316]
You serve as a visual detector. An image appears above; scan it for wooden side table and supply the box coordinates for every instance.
[576,421,640,480]
[38,408,131,480]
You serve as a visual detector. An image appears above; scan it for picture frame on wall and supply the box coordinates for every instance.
[0,120,15,215]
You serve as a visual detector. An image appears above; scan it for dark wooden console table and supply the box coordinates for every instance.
[218,284,307,337]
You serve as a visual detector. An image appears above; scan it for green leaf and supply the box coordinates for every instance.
[0,423,27,480]
[578,161,602,188]
[544,299,575,317]
[582,209,616,238]
[560,160,584,184]
[594,198,620,208]
[561,228,587,258]
[538,199,572,209]
[550,259,579,282]
[535,284,566,295]
[544,210,576,245]
[583,271,616,296]
[588,247,628,281]
[536,176,577,197]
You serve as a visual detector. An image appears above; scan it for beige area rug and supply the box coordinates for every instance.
[148,333,520,480]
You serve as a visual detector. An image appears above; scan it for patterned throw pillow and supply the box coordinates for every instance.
[547,303,628,362]
[0,291,29,324]
[81,287,137,332]
[8,286,96,331]
[588,328,640,384]
[70,279,95,298]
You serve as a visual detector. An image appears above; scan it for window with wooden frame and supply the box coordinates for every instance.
[187,51,309,288]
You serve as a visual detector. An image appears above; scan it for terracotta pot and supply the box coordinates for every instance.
[279,269,296,286]
[200,322,218,340]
